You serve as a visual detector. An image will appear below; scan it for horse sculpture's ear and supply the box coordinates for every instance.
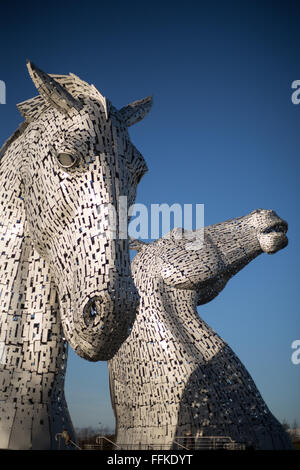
[119,96,152,127]
[129,238,148,252]
[26,60,83,115]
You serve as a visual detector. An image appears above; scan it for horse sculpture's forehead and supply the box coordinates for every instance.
[27,100,131,159]
[39,99,122,132]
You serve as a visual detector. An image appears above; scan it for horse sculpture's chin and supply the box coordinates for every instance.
[258,222,288,254]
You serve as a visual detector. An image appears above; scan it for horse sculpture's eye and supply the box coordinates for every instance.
[56,153,79,169]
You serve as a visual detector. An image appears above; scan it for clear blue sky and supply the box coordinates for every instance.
[0,0,299,432]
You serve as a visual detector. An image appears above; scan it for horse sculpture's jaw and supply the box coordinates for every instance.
[43,225,140,361]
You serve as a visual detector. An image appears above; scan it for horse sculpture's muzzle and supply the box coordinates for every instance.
[72,276,139,361]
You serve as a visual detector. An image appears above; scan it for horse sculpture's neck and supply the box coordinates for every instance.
[0,144,73,449]
[108,259,228,448]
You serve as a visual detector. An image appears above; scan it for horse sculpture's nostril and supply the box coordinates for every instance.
[90,303,96,317]
[83,297,101,327]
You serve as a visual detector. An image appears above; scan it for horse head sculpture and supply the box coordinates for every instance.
[159,209,288,299]
[0,62,152,449]
[108,209,292,450]
[0,61,152,361]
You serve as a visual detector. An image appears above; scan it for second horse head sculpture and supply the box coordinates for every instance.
[108,209,292,449]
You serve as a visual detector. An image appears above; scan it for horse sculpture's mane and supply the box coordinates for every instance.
[0,73,108,160]
[0,121,29,160]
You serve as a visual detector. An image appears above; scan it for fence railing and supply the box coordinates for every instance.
[174,436,245,450]
[55,433,82,450]
[81,435,245,450]
[96,435,121,449]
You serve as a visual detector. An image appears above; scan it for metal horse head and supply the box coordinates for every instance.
[1,61,152,360]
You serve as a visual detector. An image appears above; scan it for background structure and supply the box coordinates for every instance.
[0,0,299,432]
